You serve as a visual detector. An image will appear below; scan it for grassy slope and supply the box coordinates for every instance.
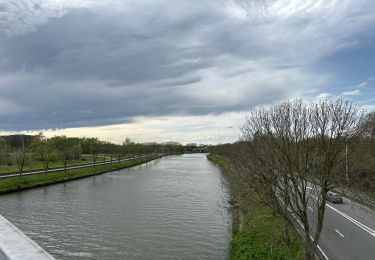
[0,159,87,174]
[0,154,165,194]
[207,155,303,260]
[0,155,108,174]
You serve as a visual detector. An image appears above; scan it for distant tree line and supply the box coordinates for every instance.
[0,134,186,175]
[346,112,375,193]
[208,98,374,260]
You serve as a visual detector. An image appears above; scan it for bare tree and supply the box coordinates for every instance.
[0,137,9,165]
[87,138,100,167]
[237,98,363,259]
[71,144,82,162]
[344,112,375,202]
[51,136,72,172]
[117,145,122,162]
[15,137,27,176]
[31,133,53,173]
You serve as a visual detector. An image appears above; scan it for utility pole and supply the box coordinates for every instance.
[345,139,349,182]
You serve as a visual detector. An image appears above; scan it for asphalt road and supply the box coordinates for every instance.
[0,156,147,179]
[305,187,375,260]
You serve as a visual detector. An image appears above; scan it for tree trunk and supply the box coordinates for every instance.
[313,191,327,250]
[282,176,291,245]
[304,232,316,260]
[18,154,25,176]
[44,160,49,173]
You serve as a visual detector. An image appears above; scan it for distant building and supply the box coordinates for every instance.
[142,142,157,146]
[185,143,207,153]
[161,142,182,146]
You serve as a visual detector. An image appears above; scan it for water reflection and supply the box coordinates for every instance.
[0,154,230,260]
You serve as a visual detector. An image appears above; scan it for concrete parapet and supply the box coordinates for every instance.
[0,215,55,260]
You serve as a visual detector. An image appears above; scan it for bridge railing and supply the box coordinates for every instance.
[0,215,55,260]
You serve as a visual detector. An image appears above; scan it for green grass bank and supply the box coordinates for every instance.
[207,154,303,260]
[0,155,108,175]
[0,154,167,194]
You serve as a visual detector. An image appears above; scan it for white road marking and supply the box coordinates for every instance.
[308,206,313,212]
[278,198,329,260]
[335,229,344,238]
[307,182,373,211]
[316,242,330,260]
[308,234,330,260]
[307,192,375,238]
[327,204,375,238]
[281,184,374,259]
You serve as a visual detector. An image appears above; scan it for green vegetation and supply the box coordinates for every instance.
[0,134,186,175]
[208,155,303,260]
[208,99,375,259]
[346,112,375,200]
[0,154,166,194]
[0,157,98,175]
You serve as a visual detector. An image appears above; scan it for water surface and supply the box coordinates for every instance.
[0,154,230,259]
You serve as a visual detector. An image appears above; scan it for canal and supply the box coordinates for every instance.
[0,154,231,259]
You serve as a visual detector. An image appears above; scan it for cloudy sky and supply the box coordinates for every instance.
[0,0,374,144]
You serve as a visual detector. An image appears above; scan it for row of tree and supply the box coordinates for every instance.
[0,134,185,175]
[208,98,374,259]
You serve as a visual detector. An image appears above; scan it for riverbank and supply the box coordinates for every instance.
[207,155,303,259]
[0,154,167,194]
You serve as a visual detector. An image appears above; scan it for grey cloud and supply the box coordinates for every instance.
[0,8,213,83]
[0,0,66,37]
[0,0,374,130]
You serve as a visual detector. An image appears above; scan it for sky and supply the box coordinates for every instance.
[0,0,375,144]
